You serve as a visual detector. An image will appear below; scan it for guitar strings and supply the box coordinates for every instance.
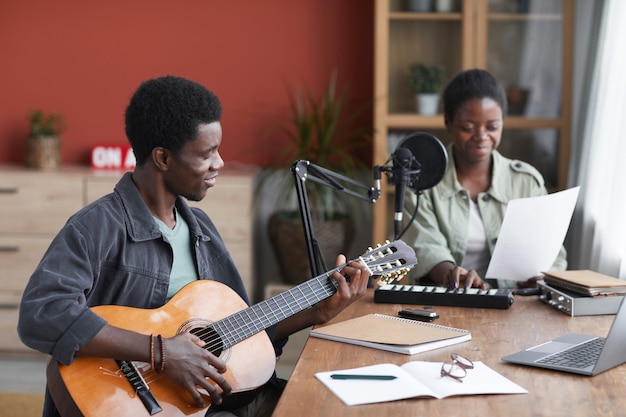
[181,243,406,358]
[195,246,404,355]
[195,268,342,354]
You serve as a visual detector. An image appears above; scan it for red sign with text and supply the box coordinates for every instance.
[91,145,136,171]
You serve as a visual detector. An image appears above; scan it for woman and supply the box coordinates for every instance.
[405,69,567,290]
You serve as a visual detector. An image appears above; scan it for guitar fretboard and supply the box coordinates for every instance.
[210,272,339,348]
[194,239,416,352]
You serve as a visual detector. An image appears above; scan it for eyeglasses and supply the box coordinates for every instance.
[440,353,474,383]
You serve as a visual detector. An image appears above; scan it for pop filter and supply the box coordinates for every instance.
[396,131,448,192]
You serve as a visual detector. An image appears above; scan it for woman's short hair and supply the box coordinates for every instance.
[125,75,222,165]
[442,69,507,123]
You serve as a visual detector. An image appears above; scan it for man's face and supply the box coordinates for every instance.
[164,121,224,202]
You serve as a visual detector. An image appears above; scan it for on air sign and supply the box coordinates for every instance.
[91,145,136,171]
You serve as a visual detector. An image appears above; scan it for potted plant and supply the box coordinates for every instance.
[25,109,66,170]
[257,72,372,285]
[408,63,446,115]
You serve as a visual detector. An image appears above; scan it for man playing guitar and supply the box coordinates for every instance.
[17,76,373,417]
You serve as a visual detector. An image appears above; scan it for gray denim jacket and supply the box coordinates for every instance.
[18,172,251,365]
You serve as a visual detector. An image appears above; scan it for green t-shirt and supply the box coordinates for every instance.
[153,207,198,300]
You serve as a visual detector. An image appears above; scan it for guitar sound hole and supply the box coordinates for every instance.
[178,318,231,362]
[191,326,224,357]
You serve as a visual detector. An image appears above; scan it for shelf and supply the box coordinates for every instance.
[386,114,444,129]
[384,115,564,130]
[489,13,563,21]
[389,12,463,20]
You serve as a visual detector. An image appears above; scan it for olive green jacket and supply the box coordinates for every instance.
[404,145,567,288]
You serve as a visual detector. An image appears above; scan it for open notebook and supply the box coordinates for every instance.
[316,361,527,406]
[310,313,470,355]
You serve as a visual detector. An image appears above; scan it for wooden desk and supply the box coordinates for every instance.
[273,290,626,416]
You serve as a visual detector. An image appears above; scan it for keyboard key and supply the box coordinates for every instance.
[536,338,605,369]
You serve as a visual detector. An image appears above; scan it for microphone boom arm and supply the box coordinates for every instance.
[291,160,380,278]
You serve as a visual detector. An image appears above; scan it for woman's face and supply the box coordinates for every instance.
[446,97,503,164]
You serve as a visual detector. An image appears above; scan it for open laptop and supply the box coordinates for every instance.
[502,296,626,375]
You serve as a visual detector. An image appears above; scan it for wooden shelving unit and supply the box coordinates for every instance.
[373,0,574,243]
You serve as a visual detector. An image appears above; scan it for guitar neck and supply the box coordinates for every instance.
[212,271,339,349]
[202,240,417,351]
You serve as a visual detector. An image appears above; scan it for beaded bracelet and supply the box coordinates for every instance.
[157,334,165,374]
[150,334,155,371]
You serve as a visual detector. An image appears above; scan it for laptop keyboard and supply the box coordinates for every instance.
[537,337,606,369]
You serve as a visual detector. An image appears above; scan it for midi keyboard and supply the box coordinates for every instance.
[374,284,515,309]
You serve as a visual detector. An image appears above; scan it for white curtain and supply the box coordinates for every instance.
[567,0,626,279]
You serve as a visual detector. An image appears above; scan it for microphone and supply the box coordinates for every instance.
[392,146,414,239]
[378,131,448,240]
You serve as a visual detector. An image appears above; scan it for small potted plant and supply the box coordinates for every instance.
[408,63,446,115]
[25,109,66,170]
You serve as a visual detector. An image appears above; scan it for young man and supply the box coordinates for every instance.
[18,76,370,417]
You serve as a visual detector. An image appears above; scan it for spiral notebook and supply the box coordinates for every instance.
[310,313,471,355]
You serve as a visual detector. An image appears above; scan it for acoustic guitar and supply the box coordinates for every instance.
[47,240,416,417]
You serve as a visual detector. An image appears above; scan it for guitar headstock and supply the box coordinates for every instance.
[359,240,417,285]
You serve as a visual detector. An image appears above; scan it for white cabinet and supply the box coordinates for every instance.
[0,168,84,353]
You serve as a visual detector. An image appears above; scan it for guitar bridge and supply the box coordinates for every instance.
[116,360,163,415]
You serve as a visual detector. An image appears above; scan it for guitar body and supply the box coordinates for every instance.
[48,280,276,417]
[46,240,417,417]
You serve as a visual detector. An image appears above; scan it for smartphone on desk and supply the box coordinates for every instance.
[398,308,439,322]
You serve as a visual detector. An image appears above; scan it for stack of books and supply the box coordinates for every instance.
[542,270,626,296]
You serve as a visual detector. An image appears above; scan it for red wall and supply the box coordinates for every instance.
[0,0,374,168]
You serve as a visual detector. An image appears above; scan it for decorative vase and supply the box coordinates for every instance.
[435,0,454,12]
[25,135,61,170]
[415,93,440,115]
[506,86,531,115]
[408,0,433,12]
[268,211,353,285]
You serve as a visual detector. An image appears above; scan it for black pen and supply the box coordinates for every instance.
[330,374,397,380]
